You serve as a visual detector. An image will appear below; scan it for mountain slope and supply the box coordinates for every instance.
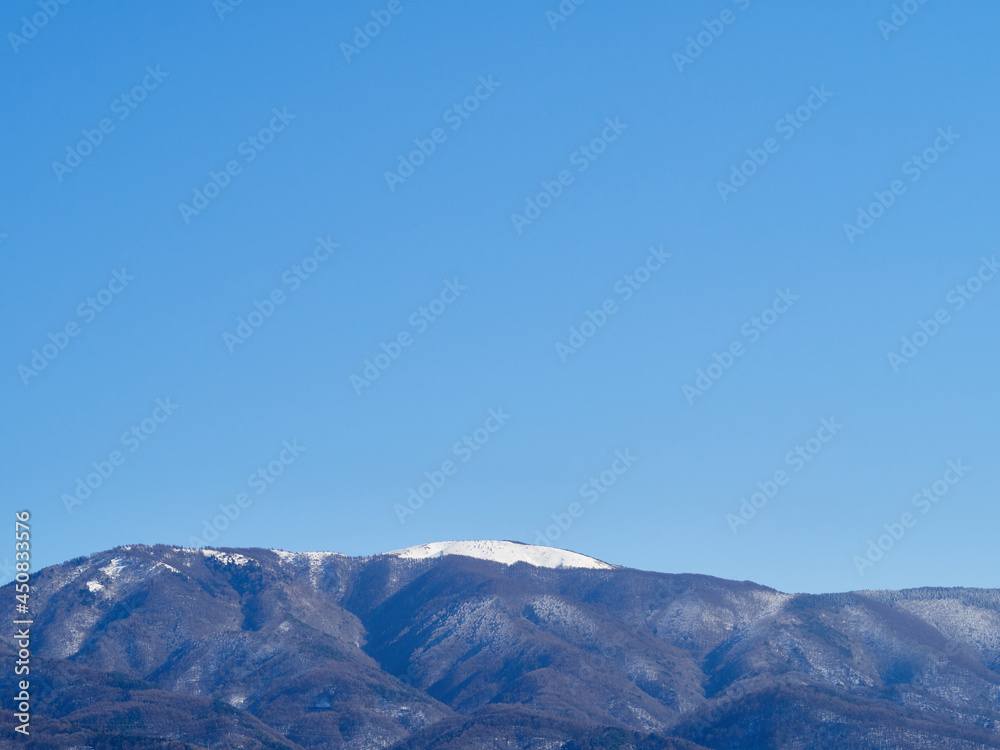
[4,542,1000,749]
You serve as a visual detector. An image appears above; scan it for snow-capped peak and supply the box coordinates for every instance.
[384,540,616,570]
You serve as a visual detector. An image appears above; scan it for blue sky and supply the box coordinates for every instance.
[2,0,998,594]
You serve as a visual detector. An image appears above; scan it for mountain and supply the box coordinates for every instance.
[3,540,999,749]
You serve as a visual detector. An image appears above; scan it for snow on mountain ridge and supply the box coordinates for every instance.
[384,540,616,570]
[129,543,612,571]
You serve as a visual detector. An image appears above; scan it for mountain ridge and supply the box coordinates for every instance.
[5,541,1000,749]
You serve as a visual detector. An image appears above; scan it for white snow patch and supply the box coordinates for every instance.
[100,558,125,578]
[269,549,344,586]
[86,581,104,592]
[385,540,616,570]
[200,550,251,566]
[269,549,343,563]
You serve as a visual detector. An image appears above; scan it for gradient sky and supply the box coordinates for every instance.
[2,1,998,595]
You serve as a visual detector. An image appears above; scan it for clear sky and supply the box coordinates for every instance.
[2,1,998,595]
